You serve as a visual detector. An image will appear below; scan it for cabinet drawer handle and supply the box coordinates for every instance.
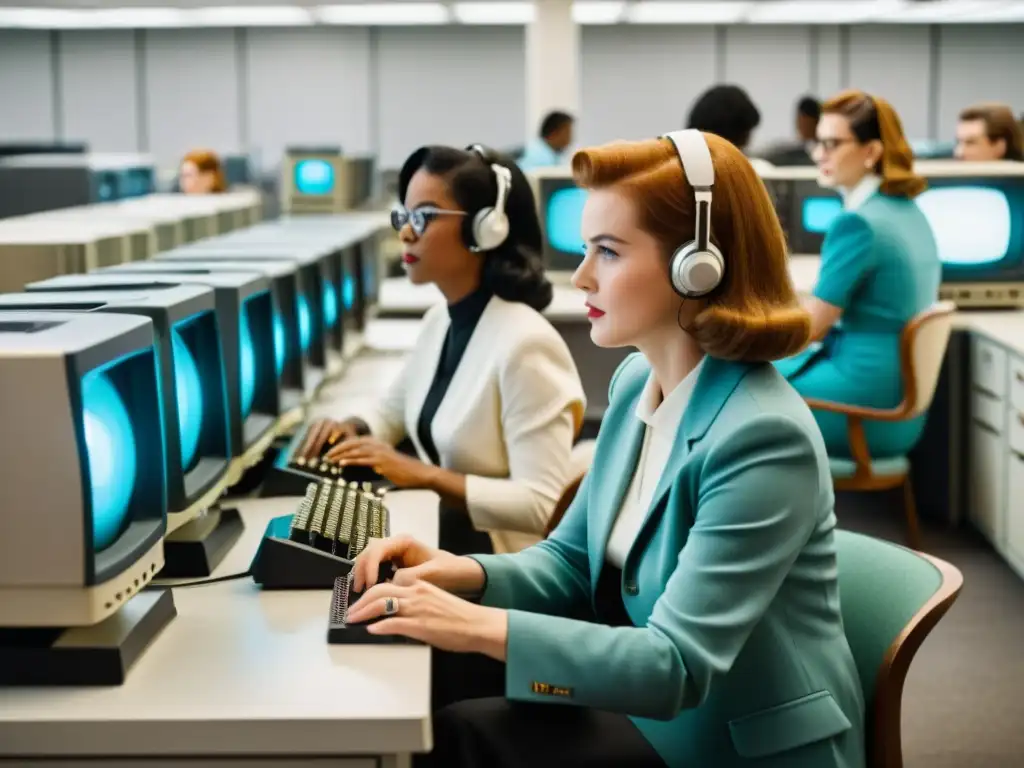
[973,419,1000,436]
[1019,412,1024,428]
[1017,371,1024,384]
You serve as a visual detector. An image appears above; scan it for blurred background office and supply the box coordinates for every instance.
[2,1,1024,767]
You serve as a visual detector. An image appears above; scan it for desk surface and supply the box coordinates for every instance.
[0,491,439,758]
[376,255,1024,356]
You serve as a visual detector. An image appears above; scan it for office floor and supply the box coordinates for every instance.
[839,491,1024,768]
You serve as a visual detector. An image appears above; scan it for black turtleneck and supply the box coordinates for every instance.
[416,286,493,466]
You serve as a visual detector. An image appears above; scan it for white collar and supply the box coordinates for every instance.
[841,174,881,212]
[635,358,705,432]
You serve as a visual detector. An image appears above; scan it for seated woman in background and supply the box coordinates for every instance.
[179,149,227,194]
[775,90,941,460]
[343,130,865,768]
[300,144,585,557]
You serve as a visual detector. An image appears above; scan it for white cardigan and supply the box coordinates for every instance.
[354,295,586,553]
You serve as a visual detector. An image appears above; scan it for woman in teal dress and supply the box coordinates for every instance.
[775,90,941,460]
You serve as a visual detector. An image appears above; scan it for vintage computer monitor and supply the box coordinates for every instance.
[764,162,1024,308]
[0,220,132,293]
[25,272,283,470]
[0,311,175,685]
[0,152,156,218]
[126,256,320,410]
[529,167,588,281]
[281,146,377,215]
[0,287,241,577]
[12,208,158,262]
[166,239,340,366]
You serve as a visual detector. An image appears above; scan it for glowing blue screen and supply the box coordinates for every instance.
[298,294,312,352]
[802,197,843,234]
[294,160,334,196]
[322,280,338,328]
[239,302,257,418]
[916,187,1011,266]
[546,188,588,255]
[81,365,137,551]
[171,325,204,471]
[342,274,356,311]
[273,311,286,375]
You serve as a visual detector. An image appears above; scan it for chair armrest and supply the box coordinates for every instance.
[804,397,910,423]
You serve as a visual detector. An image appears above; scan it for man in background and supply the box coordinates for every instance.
[518,111,575,171]
[685,84,761,152]
[955,103,1024,161]
[758,96,821,166]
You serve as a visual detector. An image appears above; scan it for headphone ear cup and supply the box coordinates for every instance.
[471,207,510,252]
[671,242,725,298]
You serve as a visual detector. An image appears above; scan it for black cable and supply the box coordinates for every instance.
[165,570,252,588]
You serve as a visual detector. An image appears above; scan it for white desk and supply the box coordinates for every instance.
[0,491,440,766]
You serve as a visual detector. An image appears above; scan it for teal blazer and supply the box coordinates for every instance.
[472,353,866,768]
[775,192,941,459]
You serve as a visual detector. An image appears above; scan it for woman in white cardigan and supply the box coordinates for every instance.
[300,144,585,557]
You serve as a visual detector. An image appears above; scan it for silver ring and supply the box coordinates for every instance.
[383,597,399,616]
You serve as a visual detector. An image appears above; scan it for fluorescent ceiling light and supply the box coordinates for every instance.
[745,0,906,24]
[954,1,1024,21]
[880,0,1017,22]
[316,3,450,25]
[573,1,627,24]
[453,2,535,24]
[189,6,314,27]
[626,1,752,24]
[0,8,186,29]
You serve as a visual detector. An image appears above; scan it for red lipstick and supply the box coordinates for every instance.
[586,304,605,319]
[402,253,419,264]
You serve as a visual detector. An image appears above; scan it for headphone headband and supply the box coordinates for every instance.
[659,129,724,298]
[463,143,511,252]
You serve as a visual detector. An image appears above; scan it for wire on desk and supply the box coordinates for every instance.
[165,571,252,588]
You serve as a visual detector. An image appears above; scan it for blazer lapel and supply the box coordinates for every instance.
[639,357,754,532]
[404,309,449,463]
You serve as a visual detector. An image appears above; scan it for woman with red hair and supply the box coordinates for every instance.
[179,149,227,194]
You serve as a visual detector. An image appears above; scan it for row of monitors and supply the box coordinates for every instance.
[0,190,267,293]
[0,218,384,631]
[531,161,1024,285]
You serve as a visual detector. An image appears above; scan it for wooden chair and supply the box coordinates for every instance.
[835,529,963,768]
[543,439,596,538]
[804,302,957,550]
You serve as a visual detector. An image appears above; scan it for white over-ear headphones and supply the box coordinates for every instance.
[662,129,725,298]
[466,144,512,252]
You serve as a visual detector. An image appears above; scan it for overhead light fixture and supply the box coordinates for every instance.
[745,0,907,24]
[880,0,1017,23]
[453,2,535,24]
[0,7,186,29]
[189,6,315,27]
[573,1,627,24]
[625,1,752,24]
[316,3,450,25]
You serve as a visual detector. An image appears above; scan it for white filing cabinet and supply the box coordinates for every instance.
[968,334,1024,578]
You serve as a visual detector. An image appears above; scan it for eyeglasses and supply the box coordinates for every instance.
[812,137,857,154]
[390,205,466,236]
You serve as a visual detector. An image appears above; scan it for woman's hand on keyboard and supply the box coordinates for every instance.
[353,534,485,597]
[298,418,361,460]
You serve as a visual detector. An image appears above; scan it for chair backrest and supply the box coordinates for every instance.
[835,529,963,767]
[544,439,597,538]
[901,301,956,417]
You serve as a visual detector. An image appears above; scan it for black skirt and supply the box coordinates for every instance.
[418,565,667,768]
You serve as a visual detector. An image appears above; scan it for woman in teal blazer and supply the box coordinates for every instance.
[346,131,866,768]
[774,90,941,459]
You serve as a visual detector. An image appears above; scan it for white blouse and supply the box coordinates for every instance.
[605,358,704,568]
[354,295,586,554]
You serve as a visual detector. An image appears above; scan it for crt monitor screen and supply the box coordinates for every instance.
[782,175,1024,282]
[539,176,588,273]
[294,159,335,196]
